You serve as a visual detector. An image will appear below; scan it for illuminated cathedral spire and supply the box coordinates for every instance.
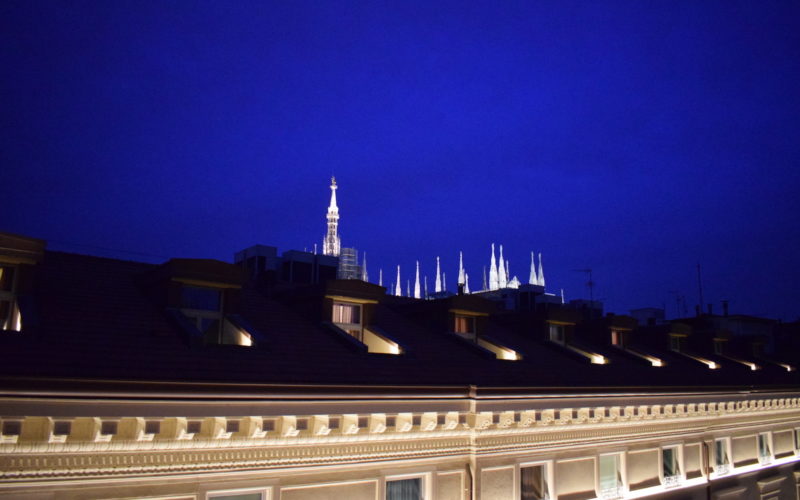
[379,268,383,287]
[435,256,442,293]
[424,276,428,298]
[465,273,470,294]
[529,251,538,285]
[395,266,401,296]
[414,261,421,299]
[498,245,507,288]
[489,244,498,290]
[361,252,368,282]
[537,253,546,287]
[457,251,465,286]
[322,177,341,256]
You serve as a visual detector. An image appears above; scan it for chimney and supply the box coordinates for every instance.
[722,300,729,317]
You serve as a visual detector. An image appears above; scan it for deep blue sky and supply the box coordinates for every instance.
[2,1,799,320]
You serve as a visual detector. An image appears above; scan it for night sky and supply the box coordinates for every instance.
[2,1,799,320]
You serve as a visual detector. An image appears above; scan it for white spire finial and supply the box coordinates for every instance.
[498,245,507,288]
[322,177,341,256]
[435,256,442,293]
[361,252,368,282]
[395,266,401,296]
[379,268,383,287]
[537,253,545,287]
[560,288,565,304]
[529,251,538,285]
[414,261,421,299]
[424,275,428,298]
[465,273,470,294]
[442,272,446,292]
[489,244,498,290]
[458,251,465,285]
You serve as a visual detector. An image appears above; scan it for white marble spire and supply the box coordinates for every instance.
[483,266,487,291]
[537,253,546,287]
[361,252,368,282]
[457,251,465,286]
[395,266,401,296]
[498,245,507,288]
[414,261,421,299]
[424,276,428,298]
[442,272,446,292]
[435,256,442,293]
[561,288,565,304]
[379,268,383,287]
[529,251,538,285]
[465,273,470,294]
[322,177,341,256]
[406,280,410,298]
[489,244,498,291]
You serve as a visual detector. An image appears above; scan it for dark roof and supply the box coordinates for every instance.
[1,250,798,394]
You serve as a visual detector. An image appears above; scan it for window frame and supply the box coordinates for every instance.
[384,472,430,500]
[518,460,553,500]
[794,428,800,455]
[332,301,363,341]
[660,444,683,487]
[596,452,626,499]
[454,314,476,337]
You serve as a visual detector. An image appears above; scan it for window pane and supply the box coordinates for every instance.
[521,465,546,500]
[0,266,15,292]
[662,448,676,477]
[599,455,620,491]
[181,286,221,311]
[455,316,474,334]
[333,303,360,324]
[386,478,421,500]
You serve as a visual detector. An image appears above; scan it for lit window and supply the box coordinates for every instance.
[454,315,476,336]
[333,302,362,340]
[0,265,22,331]
[548,324,565,344]
[520,463,549,500]
[714,438,730,475]
[662,446,681,486]
[386,477,422,500]
[758,432,772,464]
[611,330,624,347]
[598,453,624,498]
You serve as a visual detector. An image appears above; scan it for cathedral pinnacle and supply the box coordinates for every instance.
[322,177,341,256]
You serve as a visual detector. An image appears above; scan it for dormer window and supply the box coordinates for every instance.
[669,335,682,352]
[333,301,362,341]
[454,315,476,338]
[549,324,565,344]
[179,285,252,346]
[611,330,625,347]
[180,285,223,342]
[0,265,21,331]
[713,339,724,354]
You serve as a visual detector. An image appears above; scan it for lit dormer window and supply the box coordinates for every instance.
[454,315,476,338]
[0,265,21,331]
[611,330,625,347]
[333,301,362,341]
